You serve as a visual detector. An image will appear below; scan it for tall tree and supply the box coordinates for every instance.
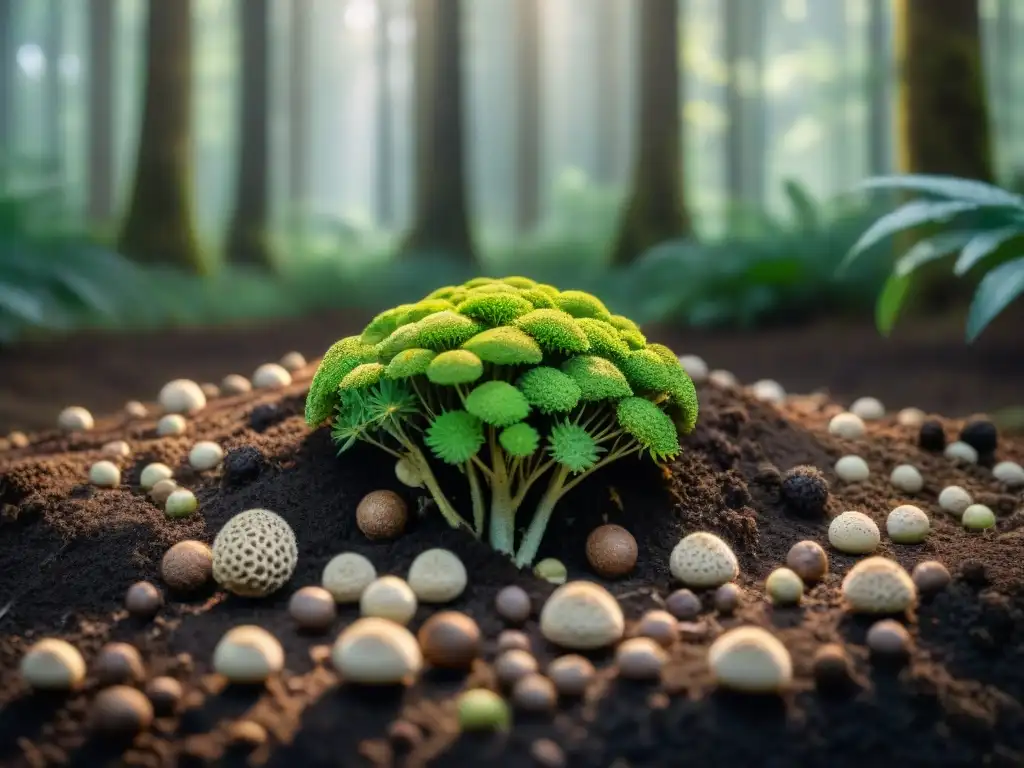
[375,0,394,228]
[402,0,476,262]
[993,0,1014,176]
[118,0,204,272]
[44,0,63,175]
[226,0,273,267]
[592,0,623,186]
[0,0,12,172]
[866,0,892,175]
[894,0,993,181]
[513,0,541,234]
[722,0,766,217]
[611,0,690,266]
[87,0,116,222]
[289,0,312,215]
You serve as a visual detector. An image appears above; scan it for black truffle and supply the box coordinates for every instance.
[918,420,946,452]
[959,419,997,455]
[222,445,265,487]
[249,403,282,432]
[780,465,830,517]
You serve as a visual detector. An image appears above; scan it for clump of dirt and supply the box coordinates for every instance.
[1,366,1023,767]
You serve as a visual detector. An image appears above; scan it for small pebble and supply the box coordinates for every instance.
[665,588,702,620]
[279,351,307,371]
[322,552,377,603]
[20,639,86,690]
[889,464,923,493]
[140,463,174,490]
[866,619,912,659]
[896,407,925,427]
[495,585,531,624]
[145,676,183,715]
[252,363,292,389]
[197,384,218,401]
[101,440,131,458]
[417,611,481,670]
[615,637,666,680]
[886,504,930,544]
[149,478,179,506]
[124,400,148,419]
[944,440,978,464]
[159,379,206,414]
[713,582,742,615]
[785,540,829,583]
[289,586,337,632]
[164,489,198,519]
[512,673,557,712]
[94,642,145,686]
[828,510,880,554]
[708,369,738,388]
[91,685,153,736]
[993,461,1024,488]
[834,455,870,483]
[161,540,213,593]
[962,503,995,531]
[494,649,538,687]
[911,560,951,596]
[331,617,422,684]
[213,625,284,683]
[829,411,866,439]
[356,490,407,540]
[547,654,595,696]
[387,720,424,752]
[812,643,853,690]
[89,460,121,488]
[850,396,885,420]
[58,406,94,432]
[125,581,164,619]
[8,431,29,448]
[677,354,709,383]
[457,689,510,731]
[750,379,786,404]
[530,738,567,768]
[407,548,467,602]
[938,485,973,518]
[765,567,804,606]
[221,374,252,395]
[918,420,946,451]
[533,558,567,585]
[496,629,531,654]
[188,441,224,471]
[959,419,997,455]
[585,524,638,578]
[635,610,679,647]
[157,414,187,437]
[360,576,418,625]
[708,626,793,693]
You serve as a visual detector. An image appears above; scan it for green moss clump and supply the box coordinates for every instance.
[339,362,386,396]
[616,397,681,460]
[499,422,540,457]
[375,322,423,361]
[386,348,437,379]
[516,366,582,414]
[499,276,537,289]
[548,422,602,472]
[561,356,633,401]
[465,381,531,427]
[458,292,535,327]
[619,348,673,393]
[576,317,631,361]
[514,309,590,354]
[417,311,485,351]
[305,336,377,425]
[360,304,415,345]
[426,350,485,386]
[425,410,486,464]
[397,298,457,325]
[519,288,556,309]
[462,327,543,366]
[464,276,501,289]
[556,290,612,321]
[607,314,647,349]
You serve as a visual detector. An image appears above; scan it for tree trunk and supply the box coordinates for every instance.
[514,0,541,234]
[44,0,63,177]
[226,0,273,268]
[401,0,476,262]
[289,0,311,215]
[592,0,622,186]
[723,0,766,220]
[993,0,1013,177]
[87,0,116,222]
[118,0,204,272]
[866,0,892,175]
[0,0,12,174]
[895,0,993,181]
[611,0,690,266]
[375,0,394,229]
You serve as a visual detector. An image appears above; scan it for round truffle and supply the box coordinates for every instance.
[417,611,481,669]
[360,576,418,625]
[356,490,407,540]
[585,524,638,578]
[279,351,307,371]
[889,464,924,494]
[533,558,567,584]
[959,419,997,455]
[145,676,183,715]
[866,619,912,659]
[841,557,917,614]
[20,638,86,690]
[834,455,870,483]
[125,581,163,619]
[812,643,853,690]
[669,532,739,588]
[101,440,132,458]
[785,540,829,583]
[200,382,220,399]
[89,460,121,488]
[394,456,425,488]
[161,540,213,593]
[828,411,866,439]
[714,582,743,615]
[331,617,423,685]
[677,354,709,383]
[139,462,173,491]
[750,379,786,404]
[322,552,377,603]
[124,400,148,419]
[547,654,595,696]
[962,503,995,531]
[212,508,298,597]
[457,689,511,732]
[938,485,973,518]
[765,568,804,606]
[188,441,225,471]
[156,414,187,437]
[58,405,94,432]
[407,548,467,603]
[496,630,532,654]
[289,586,337,632]
[252,363,292,389]
[221,373,252,396]
[635,610,679,647]
[918,420,946,452]
[91,685,153,736]
[665,588,702,620]
[886,504,930,544]
[615,637,667,681]
[944,440,978,464]
[511,673,557,712]
[709,369,738,388]
[494,649,538,687]
[850,397,885,420]
[911,560,951,596]
[993,460,1024,488]
[149,478,179,507]
[896,407,925,427]
[213,625,284,683]
[780,465,830,517]
[708,626,793,693]
[539,581,624,650]
[94,642,145,686]
[158,379,206,414]
[495,585,531,624]
[828,511,880,554]
[165,489,198,519]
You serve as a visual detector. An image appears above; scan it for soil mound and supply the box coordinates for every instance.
[1,363,1023,767]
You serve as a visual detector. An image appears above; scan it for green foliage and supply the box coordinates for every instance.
[307,277,698,565]
[842,174,1024,341]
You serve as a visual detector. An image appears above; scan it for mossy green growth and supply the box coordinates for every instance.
[306,277,698,566]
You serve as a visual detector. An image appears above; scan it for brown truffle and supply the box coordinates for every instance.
[91,685,154,736]
[866,619,912,659]
[161,540,213,593]
[417,611,482,670]
[812,643,853,691]
[713,582,742,615]
[288,586,337,632]
[496,629,532,654]
[547,654,595,696]
[635,610,679,647]
[511,673,557,712]
[786,540,829,584]
[94,642,145,687]
[494,649,538,687]
[912,560,951,596]
[495,585,531,624]
[145,676,183,715]
[149,478,179,507]
[356,490,407,540]
[585,524,638,578]
[665,588,702,620]
[125,581,163,619]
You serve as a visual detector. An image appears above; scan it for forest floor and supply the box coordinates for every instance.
[0,316,1022,766]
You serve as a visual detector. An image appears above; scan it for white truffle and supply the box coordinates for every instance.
[669,532,739,588]
[220,374,252,395]
[708,369,738,388]
[834,455,870,483]
[828,412,866,439]
[886,504,930,544]
[139,463,174,490]
[889,464,923,493]
[20,638,87,690]
[896,407,926,427]
[360,576,418,625]
[101,440,131,458]
[962,504,995,531]
[677,354,708,384]
[828,511,880,554]
[394,456,425,488]
[157,414,187,437]
[938,485,973,519]
[765,568,804,605]
[212,625,284,683]
[89,460,121,488]
[850,397,885,421]
[944,441,978,464]
[158,379,206,414]
[322,552,377,603]
[165,489,198,519]
[331,617,422,685]
[539,581,624,650]
[993,461,1024,488]
[188,441,225,471]
[212,509,298,597]
[279,351,307,372]
[252,363,292,389]
[58,406,94,433]
[841,557,916,613]
[407,548,467,603]
[750,379,786,404]
[708,626,793,693]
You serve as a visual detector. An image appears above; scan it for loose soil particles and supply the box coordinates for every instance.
[1,362,1023,768]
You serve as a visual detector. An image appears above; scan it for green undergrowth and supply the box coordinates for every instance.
[305,277,699,567]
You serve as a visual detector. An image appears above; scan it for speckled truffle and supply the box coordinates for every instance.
[212,509,298,597]
[841,557,917,614]
[669,532,739,588]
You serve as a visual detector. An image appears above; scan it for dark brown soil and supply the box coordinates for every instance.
[1,359,1024,767]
